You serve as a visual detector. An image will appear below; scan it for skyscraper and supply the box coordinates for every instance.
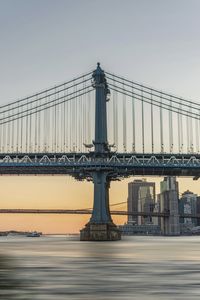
[159,177,180,236]
[127,179,155,225]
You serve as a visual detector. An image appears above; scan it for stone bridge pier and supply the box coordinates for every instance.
[80,171,121,241]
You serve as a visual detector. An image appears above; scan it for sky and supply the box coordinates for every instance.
[1,0,200,233]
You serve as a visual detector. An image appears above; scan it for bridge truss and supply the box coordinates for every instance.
[0,152,200,177]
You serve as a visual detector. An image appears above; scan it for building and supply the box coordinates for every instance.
[159,177,180,236]
[127,179,155,225]
[179,190,197,227]
[119,223,161,236]
[196,196,200,226]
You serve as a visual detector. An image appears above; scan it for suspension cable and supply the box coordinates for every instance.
[0,84,92,123]
[105,72,200,110]
[0,72,92,111]
[108,84,200,120]
[0,87,93,125]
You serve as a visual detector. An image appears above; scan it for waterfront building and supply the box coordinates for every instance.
[119,223,161,236]
[179,190,197,227]
[127,179,155,225]
[196,196,200,226]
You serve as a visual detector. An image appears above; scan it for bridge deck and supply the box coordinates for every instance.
[0,152,200,177]
[0,209,199,219]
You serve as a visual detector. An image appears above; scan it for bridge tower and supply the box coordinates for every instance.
[80,63,121,241]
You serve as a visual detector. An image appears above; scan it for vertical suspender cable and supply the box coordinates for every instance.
[72,83,75,151]
[80,92,82,152]
[189,106,193,152]
[186,110,189,153]
[4,114,7,153]
[35,96,38,152]
[1,117,3,153]
[88,91,91,149]
[38,98,41,152]
[115,90,118,151]
[69,90,71,151]
[177,107,180,153]
[43,98,45,152]
[44,93,47,152]
[20,106,23,152]
[17,103,19,152]
[150,90,154,153]
[160,94,164,153]
[74,82,77,151]
[4,118,6,153]
[180,103,183,153]
[73,85,77,152]
[83,80,86,151]
[54,88,57,152]
[63,85,66,152]
[12,105,14,152]
[29,101,32,152]
[113,79,116,148]
[80,82,83,151]
[141,88,145,153]
[169,97,173,153]
[122,82,127,152]
[65,89,68,152]
[81,90,83,152]
[48,96,50,152]
[57,90,59,152]
[198,109,200,153]
[196,112,199,153]
[82,89,85,152]
[0,116,3,152]
[25,99,28,153]
[7,108,10,152]
[57,91,60,152]
[177,100,183,153]
[0,118,2,152]
[52,100,54,152]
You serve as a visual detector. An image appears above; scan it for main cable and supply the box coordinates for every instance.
[0,72,92,111]
[105,72,200,110]
[108,84,200,120]
[0,85,92,125]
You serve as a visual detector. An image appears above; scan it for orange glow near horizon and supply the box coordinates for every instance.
[0,175,200,233]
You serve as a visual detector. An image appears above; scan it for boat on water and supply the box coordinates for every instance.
[26,231,41,237]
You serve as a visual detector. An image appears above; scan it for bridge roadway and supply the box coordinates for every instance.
[0,152,200,177]
[0,209,199,219]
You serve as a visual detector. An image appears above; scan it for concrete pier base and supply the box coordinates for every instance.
[80,222,121,241]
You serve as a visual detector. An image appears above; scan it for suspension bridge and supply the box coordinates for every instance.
[1,63,200,240]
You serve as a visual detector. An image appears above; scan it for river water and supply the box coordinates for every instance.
[0,235,200,299]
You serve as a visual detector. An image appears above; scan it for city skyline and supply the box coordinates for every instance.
[1,176,200,233]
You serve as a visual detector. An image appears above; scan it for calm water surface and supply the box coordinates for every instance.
[0,235,200,299]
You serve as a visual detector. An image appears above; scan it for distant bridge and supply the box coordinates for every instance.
[0,209,199,219]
